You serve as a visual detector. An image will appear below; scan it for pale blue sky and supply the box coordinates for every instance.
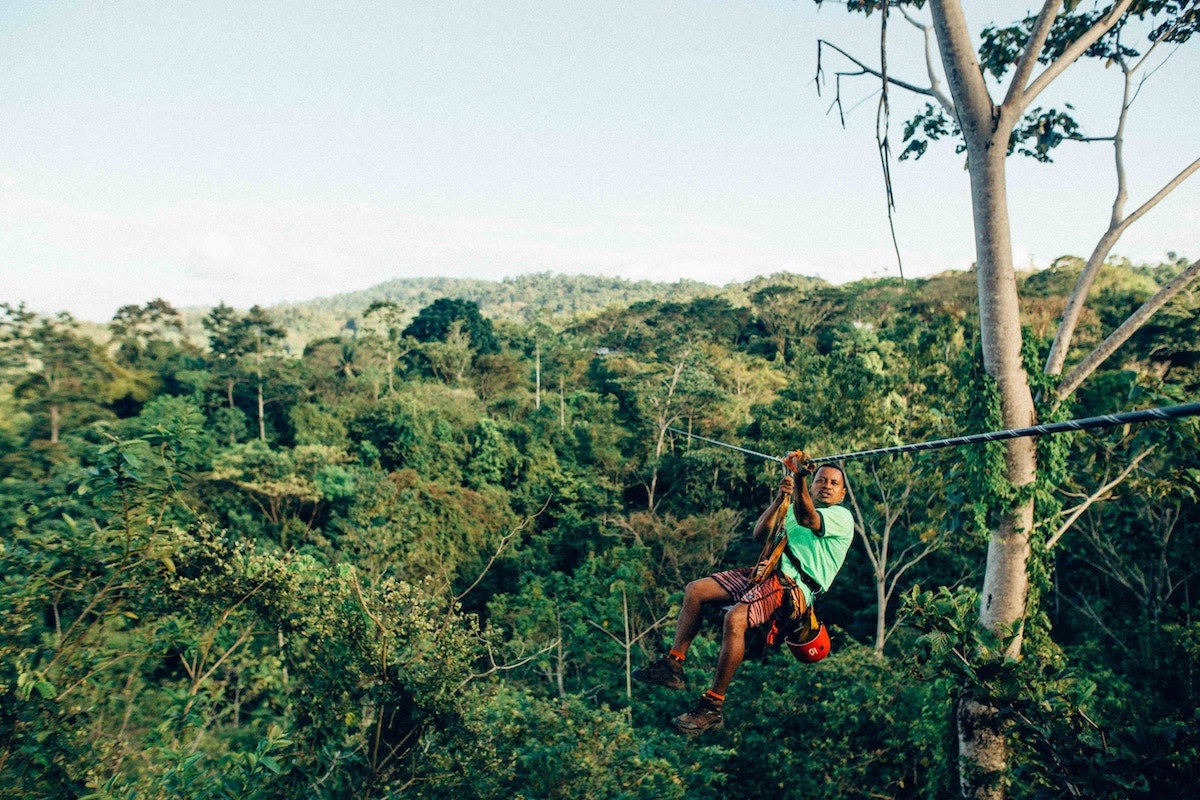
[2,1,1197,321]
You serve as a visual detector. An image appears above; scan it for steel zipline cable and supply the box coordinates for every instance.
[663,427,788,465]
[667,400,1200,467]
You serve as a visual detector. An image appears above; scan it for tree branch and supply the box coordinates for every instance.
[846,478,885,574]
[1060,590,1129,649]
[1003,0,1063,108]
[817,39,940,98]
[885,544,940,603]
[1054,257,1200,402]
[929,0,995,139]
[586,613,670,647]
[1017,0,1136,113]
[898,5,956,114]
[1043,35,1199,383]
[454,501,545,604]
[462,637,561,688]
[1045,445,1155,550]
[1109,156,1200,241]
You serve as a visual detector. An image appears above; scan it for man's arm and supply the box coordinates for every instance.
[753,473,794,540]
[784,449,823,533]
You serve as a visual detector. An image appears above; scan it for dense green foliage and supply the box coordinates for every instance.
[2,261,1198,798]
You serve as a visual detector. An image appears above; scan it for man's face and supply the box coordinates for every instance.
[811,466,847,507]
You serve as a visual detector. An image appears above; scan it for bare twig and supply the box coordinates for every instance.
[898,4,955,112]
[454,500,549,603]
[817,39,941,99]
[461,637,561,687]
[1046,445,1156,550]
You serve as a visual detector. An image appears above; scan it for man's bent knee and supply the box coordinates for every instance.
[723,603,751,635]
[684,577,734,607]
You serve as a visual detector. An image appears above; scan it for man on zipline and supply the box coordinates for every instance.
[633,450,853,734]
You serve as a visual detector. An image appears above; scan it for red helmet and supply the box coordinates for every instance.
[786,622,831,663]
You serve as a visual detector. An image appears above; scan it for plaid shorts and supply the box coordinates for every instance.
[710,567,787,629]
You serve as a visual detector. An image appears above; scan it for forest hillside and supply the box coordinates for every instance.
[175,270,833,354]
[2,257,1198,799]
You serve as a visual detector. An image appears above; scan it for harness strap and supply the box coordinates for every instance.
[783,544,823,596]
[750,496,792,585]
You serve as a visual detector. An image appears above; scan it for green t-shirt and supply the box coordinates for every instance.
[779,503,854,594]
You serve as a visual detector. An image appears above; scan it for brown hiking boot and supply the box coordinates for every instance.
[632,656,686,690]
[671,696,724,734]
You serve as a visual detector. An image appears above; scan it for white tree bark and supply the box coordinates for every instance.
[929,0,1038,648]
[928,2,1050,796]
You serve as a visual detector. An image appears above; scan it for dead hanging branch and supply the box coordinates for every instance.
[815,3,962,283]
[814,6,958,120]
[874,0,906,280]
[816,39,943,111]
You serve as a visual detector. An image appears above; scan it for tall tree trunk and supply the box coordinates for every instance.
[931,3,1038,796]
[839,0,1175,794]
[874,576,888,658]
[257,374,266,442]
[969,144,1037,655]
[961,128,1038,800]
[49,403,60,444]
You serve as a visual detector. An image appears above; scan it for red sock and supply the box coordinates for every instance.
[668,649,686,663]
[704,690,725,704]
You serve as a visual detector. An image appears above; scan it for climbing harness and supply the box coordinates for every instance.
[750,492,792,584]
[747,475,834,664]
[668,400,1200,466]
